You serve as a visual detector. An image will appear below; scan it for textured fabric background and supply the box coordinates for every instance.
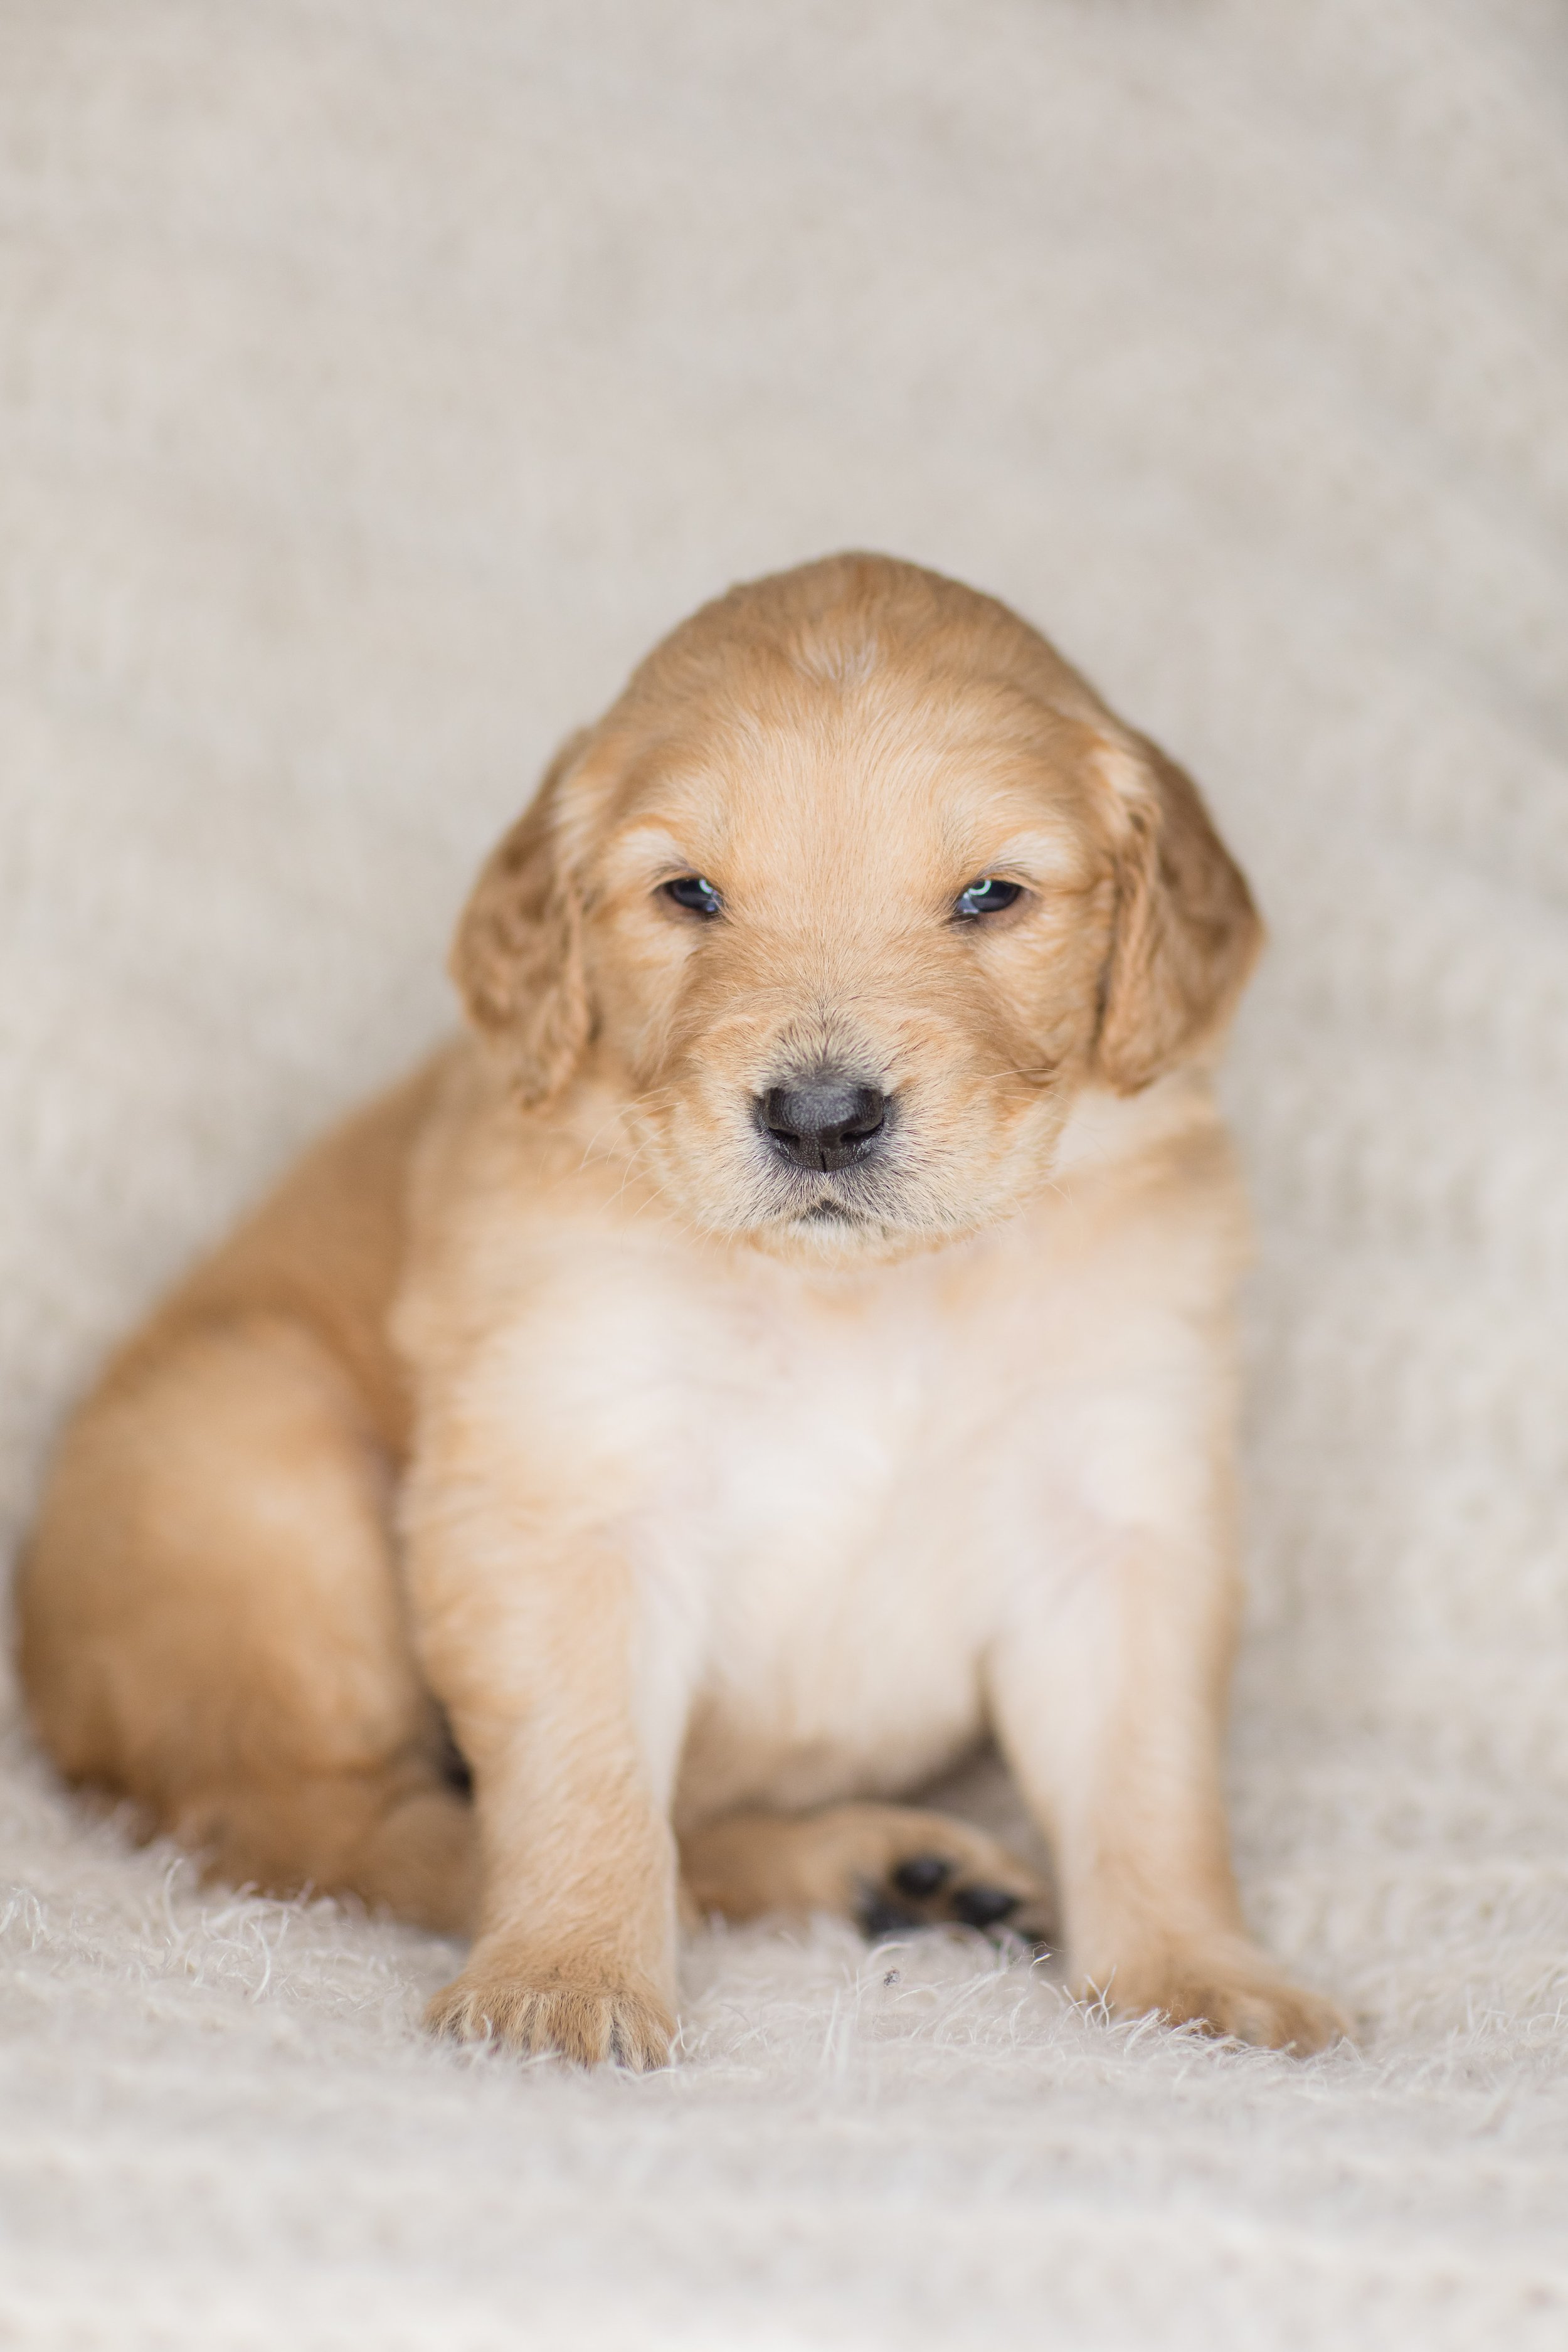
[3,3,1568,2344]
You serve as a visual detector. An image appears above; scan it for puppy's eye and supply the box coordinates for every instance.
[664,875,724,918]
[953,877,1023,919]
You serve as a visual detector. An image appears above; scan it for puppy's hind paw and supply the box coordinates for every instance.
[851,1814,1056,1951]
[680,1799,1055,1949]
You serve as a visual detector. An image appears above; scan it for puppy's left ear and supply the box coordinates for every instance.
[450,731,593,1104]
[1093,733,1263,1094]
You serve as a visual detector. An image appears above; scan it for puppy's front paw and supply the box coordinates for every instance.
[425,1939,674,2069]
[1088,1941,1347,2053]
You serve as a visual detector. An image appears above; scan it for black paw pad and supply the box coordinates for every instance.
[858,1891,923,1939]
[949,1883,1020,1930]
[891,1853,955,1900]
[858,1855,1040,1947]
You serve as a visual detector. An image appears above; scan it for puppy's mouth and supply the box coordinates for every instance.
[773,1168,906,1240]
[748,1153,956,1261]
[792,1198,867,1226]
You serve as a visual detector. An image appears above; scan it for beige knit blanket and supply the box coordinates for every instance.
[4,3,1567,2343]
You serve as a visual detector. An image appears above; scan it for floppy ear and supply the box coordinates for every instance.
[1093,733,1263,1094]
[449,733,593,1104]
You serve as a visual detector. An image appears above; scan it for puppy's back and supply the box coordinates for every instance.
[14,1055,462,1917]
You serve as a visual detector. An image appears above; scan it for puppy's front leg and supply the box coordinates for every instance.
[988,1452,1343,2053]
[405,1466,685,2069]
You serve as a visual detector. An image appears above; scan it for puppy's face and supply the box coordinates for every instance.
[575,679,1116,1258]
[455,557,1259,1263]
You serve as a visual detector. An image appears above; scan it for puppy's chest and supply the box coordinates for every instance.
[613,1268,1029,1804]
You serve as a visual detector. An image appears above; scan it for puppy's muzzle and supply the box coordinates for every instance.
[757,1070,889,1173]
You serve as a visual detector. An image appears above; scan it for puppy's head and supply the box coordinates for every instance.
[454,555,1260,1261]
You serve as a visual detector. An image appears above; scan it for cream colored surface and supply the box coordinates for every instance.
[4,1,1568,2344]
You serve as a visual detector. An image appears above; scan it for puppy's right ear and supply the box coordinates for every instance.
[450,732,593,1104]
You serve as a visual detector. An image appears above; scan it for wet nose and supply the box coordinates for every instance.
[758,1072,889,1172]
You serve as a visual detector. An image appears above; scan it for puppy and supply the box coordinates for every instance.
[17,554,1342,2064]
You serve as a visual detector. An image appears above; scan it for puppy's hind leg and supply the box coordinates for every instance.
[18,1313,477,1934]
[681,1803,1056,1946]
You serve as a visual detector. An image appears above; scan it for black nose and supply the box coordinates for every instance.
[759,1073,889,1171]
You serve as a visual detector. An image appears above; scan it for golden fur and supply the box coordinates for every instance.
[17,554,1343,2065]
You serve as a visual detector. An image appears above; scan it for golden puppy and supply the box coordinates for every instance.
[17,554,1342,2065]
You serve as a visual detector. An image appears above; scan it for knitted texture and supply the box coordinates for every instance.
[3,3,1567,2343]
